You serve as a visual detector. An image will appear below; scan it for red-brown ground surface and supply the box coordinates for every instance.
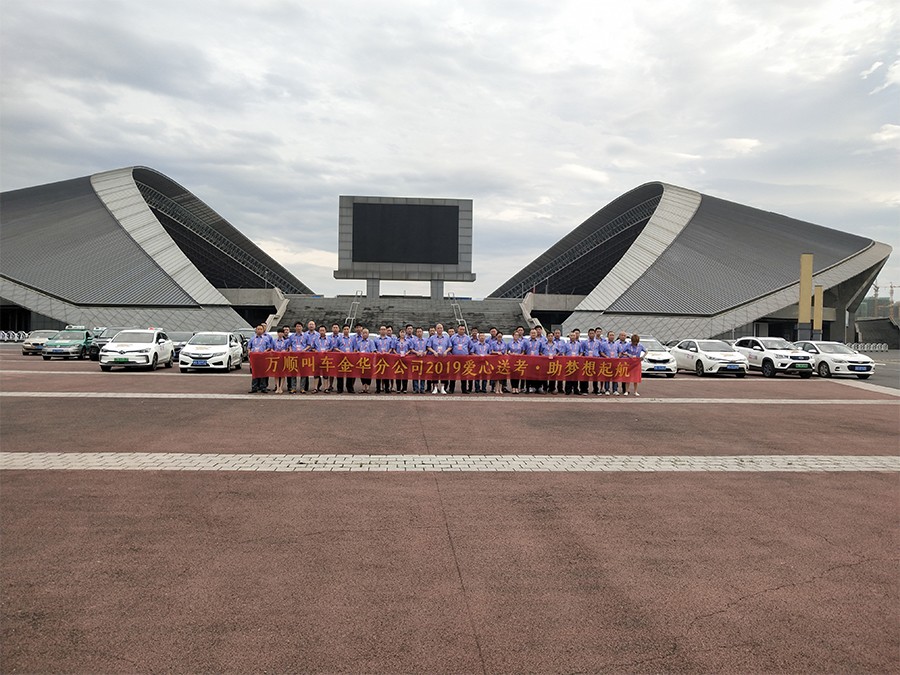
[1,350,898,673]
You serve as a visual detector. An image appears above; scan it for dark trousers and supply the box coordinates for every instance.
[251,377,269,392]
[286,376,296,392]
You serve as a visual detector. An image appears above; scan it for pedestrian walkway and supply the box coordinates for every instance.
[1,452,897,472]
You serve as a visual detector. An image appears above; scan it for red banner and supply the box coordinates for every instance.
[249,352,641,382]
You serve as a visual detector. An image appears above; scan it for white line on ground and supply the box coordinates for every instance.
[1,452,896,472]
[1,391,898,404]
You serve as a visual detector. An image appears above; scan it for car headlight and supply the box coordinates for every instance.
[832,358,847,364]
[137,348,151,353]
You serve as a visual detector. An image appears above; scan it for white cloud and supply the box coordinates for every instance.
[1,0,898,292]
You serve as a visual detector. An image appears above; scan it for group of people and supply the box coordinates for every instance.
[248,320,648,397]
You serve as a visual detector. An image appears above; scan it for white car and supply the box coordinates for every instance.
[733,336,813,378]
[99,329,175,371]
[670,339,750,377]
[794,340,875,380]
[179,332,244,372]
[638,337,677,377]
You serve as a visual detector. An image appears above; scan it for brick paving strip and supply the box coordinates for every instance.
[1,452,897,472]
[1,391,898,404]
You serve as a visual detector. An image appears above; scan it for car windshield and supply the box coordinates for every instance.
[29,330,59,338]
[53,331,82,340]
[189,334,228,346]
[816,343,856,354]
[697,340,733,351]
[169,332,194,341]
[759,338,794,349]
[113,332,154,344]
[642,339,665,350]
[100,327,131,338]
[235,329,255,339]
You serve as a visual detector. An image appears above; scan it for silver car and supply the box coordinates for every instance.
[21,329,60,355]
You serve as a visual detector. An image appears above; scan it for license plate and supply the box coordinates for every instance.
[192,360,208,366]
[114,358,130,363]
[851,366,868,372]
[794,363,809,368]
[53,349,64,353]
[653,365,666,370]
[726,364,739,369]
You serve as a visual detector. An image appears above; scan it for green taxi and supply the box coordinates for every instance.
[42,325,94,360]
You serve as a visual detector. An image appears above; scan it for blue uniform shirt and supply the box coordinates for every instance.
[621,342,646,358]
[334,335,355,352]
[491,340,507,355]
[408,336,428,355]
[427,333,452,356]
[471,340,492,355]
[524,338,545,356]
[507,337,526,355]
[249,334,274,353]
[583,338,602,357]
[273,336,291,351]
[450,333,472,355]
[355,337,376,353]
[375,335,394,354]
[395,337,410,356]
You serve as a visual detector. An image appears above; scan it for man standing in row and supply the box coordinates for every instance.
[248,324,274,393]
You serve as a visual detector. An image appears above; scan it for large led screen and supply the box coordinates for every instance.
[352,203,459,264]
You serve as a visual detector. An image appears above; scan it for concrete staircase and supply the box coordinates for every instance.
[281,296,526,333]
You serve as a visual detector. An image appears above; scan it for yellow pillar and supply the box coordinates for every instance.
[812,285,824,339]
[798,254,813,339]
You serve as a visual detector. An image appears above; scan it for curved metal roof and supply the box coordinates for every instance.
[0,176,197,306]
[606,194,872,315]
[0,167,314,308]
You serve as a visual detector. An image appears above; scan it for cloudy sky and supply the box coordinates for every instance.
[2,0,898,297]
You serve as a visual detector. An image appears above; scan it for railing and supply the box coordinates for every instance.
[496,195,661,299]
[449,292,468,333]
[136,181,308,295]
[345,290,362,328]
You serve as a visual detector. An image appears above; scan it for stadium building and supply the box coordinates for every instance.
[1,170,891,343]
[491,182,892,342]
[0,167,313,331]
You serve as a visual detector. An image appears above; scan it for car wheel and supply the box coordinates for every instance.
[42,355,50,361]
[817,362,831,377]
[799,371,812,379]
[761,360,777,378]
[78,347,86,360]
[180,368,189,373]
[147,354,158,371]
[225,356,233,372]
[735,372,746,378]
[235,359,242,370]
[164,353,173,368]
[857,374,871,380]
[100,365,111,372]
[665,372,675,378]
[694,360,704,377]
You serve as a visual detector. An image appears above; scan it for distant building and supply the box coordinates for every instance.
[0,167,313,331]
[491,182,891,341]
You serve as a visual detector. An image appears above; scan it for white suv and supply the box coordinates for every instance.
[733,337,813,378]
[99,329,175,371]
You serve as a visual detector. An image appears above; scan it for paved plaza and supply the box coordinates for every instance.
[1,347,898,673]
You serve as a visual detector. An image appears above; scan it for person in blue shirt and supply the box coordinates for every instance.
[523,328,546,394]
[286,322,305,394]
[408,326,428,394]
[309,326,331,393]
[581,328,603,395]
[449,324,472,394]
[426,323,452,395]
[470,331,492,393]
[374,325,395,394]
[620,333,647,397]
[507,330,527,394]
[394,330,410,393]
[600,330,619,396]
[272,325,292,394]
[248,324,275,393]
[544,332,562,395]
[563,329,584,396]
[333,324,356,394]
[354,327,376,394]
[489,331,507,394]
[324,324,341,393]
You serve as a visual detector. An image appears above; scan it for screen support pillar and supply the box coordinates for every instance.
[430,280,444,300]
[366,278,380,299]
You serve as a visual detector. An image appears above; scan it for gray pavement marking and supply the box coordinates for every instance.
[1,453,897,472]
[1,391,898,404]
[830,378,900,397]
